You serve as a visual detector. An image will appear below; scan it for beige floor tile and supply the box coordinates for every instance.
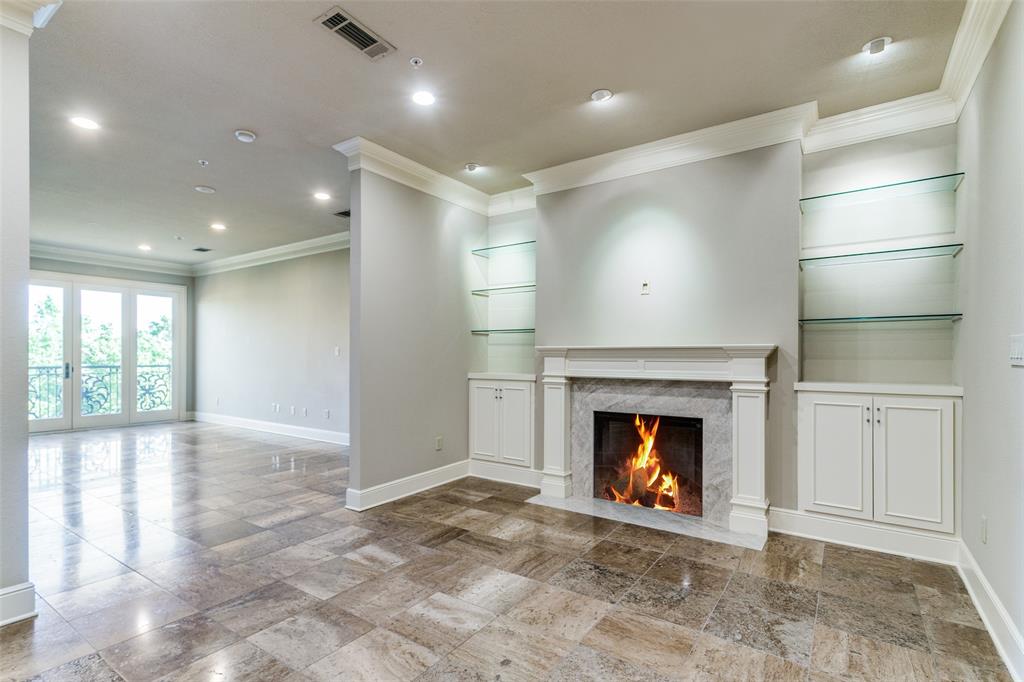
[385,592,496,656]
[810,623,933,681]
[446,616,575,681]
[303,628,438,682]
[682,633,809,681]
[505,584,612,642]
[445,565,542,614]
[247,601,373,671]
[582,609,699,677]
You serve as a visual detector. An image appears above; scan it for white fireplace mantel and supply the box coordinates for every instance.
[537,344,777,538]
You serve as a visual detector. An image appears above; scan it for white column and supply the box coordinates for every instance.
[0,7,42,626]
[729,381,770,537]
[540,376,572,497]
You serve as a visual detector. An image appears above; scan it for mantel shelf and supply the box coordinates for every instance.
[799,243,964,270]
[800,313,963,325]
[471,283,536,296]
[799,172,964,214]
[471,328,536,335]
[470,240,536,258]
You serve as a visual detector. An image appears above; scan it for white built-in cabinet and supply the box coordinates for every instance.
[469,376,534,468]
[797,383,959,534]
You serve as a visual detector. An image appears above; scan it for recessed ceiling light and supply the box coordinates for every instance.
[194,185,216,194]
[412,91,436,106]
[590,89,614,103]
[210,223,226,231]
[464,163,480,172]
[70,116,101,130]
[862,36,893,55]
[234,129,257,143]
[174,235,183,241]
[314,191,331,201]
[197,159,209,167]
[138,244,152,252]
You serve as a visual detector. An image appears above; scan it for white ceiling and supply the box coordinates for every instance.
[30,0,966,264]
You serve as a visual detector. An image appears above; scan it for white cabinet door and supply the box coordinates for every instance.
[497,382,532,467]
[798,392,873,520]
[872,396,954,532]
[469,382,500,461]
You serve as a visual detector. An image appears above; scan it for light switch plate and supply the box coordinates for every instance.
[1011,334,1024,367]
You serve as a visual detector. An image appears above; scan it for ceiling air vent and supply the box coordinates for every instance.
[193,247,212,252]
[315,7,395,61]
[335,210,351,218]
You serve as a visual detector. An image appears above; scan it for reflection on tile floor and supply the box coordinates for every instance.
[0,422,1010,681]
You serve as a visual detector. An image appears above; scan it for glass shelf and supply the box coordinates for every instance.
[799,243,963,270]
[471,240,536,257]
[471,283,537,296]
[800,313,963,325]
[799,172,964,214]
[471,328,536,335]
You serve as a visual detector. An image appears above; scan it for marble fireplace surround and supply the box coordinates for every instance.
[573,379,731,526]
[533,345,776,542]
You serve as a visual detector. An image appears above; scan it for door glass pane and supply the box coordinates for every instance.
[28,285,64,420]
[136,294,173,412]
[80,290,122,416]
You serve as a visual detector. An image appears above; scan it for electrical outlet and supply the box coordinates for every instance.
[1010,334,1024,367]
[215,397,220,407]
[302,407,308,417]
[290,406,295,416]
[435,436,443,451]
[981,515,988,544]
[641,280,651,295]
[271,403,279,413]
[334,345,341,357]
[324,409,331,419]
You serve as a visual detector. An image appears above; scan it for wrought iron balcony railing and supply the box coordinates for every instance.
[28,363,172,420]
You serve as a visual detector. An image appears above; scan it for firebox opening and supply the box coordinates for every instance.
[593,411,703,517]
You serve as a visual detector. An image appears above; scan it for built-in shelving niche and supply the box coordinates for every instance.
[471,237,537,372]
[799,172,964,384]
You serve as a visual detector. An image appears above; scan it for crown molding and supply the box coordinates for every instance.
[334,136,490,216]
[0,0,59,36]
[32,233,350,278]
[523,102,818,195]
[487,187,536,217]
[191,233,350,276]
[802,90,957,154]
[941,0,1012,115]
[30,243,195,276]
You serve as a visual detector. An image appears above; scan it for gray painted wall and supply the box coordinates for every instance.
[194,250,349,434]
[1,24,32,604]
[29,258,197,411]
[956,0,1024,640]
[349,169,487,491]
[535,142,802,508]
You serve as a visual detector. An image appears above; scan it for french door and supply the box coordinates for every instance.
[28,274,186,432]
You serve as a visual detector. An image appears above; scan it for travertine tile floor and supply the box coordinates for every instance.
[1,422,1010,681]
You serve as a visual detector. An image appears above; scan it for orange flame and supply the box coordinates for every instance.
[607,415,684,512]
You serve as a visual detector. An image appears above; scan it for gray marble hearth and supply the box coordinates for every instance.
[568,378,733,527]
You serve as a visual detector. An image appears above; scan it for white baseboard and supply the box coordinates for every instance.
[0,582,36,627]
[191,411,349,445]
[345,460,470,511]
[468,459,542,488]
[958,541,1024,682]
[768,507,961,565]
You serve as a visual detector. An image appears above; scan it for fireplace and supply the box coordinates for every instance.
[593,411,703,517]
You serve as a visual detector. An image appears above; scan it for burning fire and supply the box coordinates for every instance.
[607,415,684,512]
